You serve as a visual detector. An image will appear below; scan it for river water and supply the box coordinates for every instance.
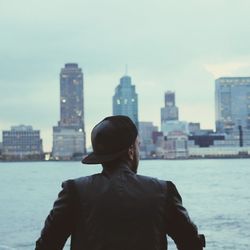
[0,159,249,249]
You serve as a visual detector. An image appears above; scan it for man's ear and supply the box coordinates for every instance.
[128,145,134,160]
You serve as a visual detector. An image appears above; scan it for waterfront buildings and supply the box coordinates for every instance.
[188,123,201,135]
[188,132,225,148]
[52,63,86,160]
[159,91,189,158]
[215,77,250,133]
[164,131,189,159]
[139,122,158,158]
[161,91,184,135]
[113,75,138,128]
[0,142,2,159]
[2,125,43,160]
[161,120,189,136]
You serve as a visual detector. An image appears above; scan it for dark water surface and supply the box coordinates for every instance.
[0,159,249,249]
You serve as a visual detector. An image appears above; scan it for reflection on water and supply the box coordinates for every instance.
[0,159,249,249]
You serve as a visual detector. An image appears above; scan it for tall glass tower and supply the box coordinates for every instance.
[113,75,138,128]
[52,63,86,160]
[215,77,250,133]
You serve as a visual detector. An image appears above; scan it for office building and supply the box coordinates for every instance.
[53,127,85,160]
[139,122,158,158]
[215,77,250,133]
[2,125,43,160]
[139,122,158,144]
[152,131,164,145]
[161,120,189,136]
[188,123,201,135]
[52,63,86,160]
[161,91,180,135]
[0,142,3,159]
[188,133,225,148]
[161,91,179,123]
[164,131,189,159]
[113,75,138,128]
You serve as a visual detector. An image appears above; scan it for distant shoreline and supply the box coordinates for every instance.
[0,156,250,163]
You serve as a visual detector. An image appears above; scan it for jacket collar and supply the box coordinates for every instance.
[101,161,135,176]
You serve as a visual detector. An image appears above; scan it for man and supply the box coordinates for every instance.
[36,115,205,250]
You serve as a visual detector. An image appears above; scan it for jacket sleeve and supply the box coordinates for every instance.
[35,180,76,250]
[165,181,204,250]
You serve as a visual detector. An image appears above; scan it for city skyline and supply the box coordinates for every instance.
[2,70,250,152]
[1,0,250,151]
[1,68,250,151]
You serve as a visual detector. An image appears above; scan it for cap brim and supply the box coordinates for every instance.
[81,148,128,164]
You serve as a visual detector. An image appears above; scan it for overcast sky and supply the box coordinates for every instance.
[1,0,250,151]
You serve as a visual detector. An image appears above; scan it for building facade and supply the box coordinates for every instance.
[139,122,158,158]
[2,125,43,160]
[161,91,179,124]
[113,75,138,128]
[188,123,201,135]
[0,142,2,159]
[215,77,250,133]
[53,127,85,160]
[161,120,189,136]
[164,131,188,159]
[52,63,86,160]
[161,91,180,135]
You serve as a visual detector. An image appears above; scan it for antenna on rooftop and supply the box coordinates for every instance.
[125,64,128,76]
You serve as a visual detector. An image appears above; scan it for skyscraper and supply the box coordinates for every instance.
[113,75,138,128]
[161,91,179,123]
[215,77,250,133]
[165,91,176,107]
[59,63,84,128]
[160,91,187,136]
[52,63,86,160]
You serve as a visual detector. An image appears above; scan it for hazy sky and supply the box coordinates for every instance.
[1,0,250,151]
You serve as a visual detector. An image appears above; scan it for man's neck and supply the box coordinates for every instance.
[102,160,136,175]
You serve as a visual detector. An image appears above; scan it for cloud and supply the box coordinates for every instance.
[204,61,250,78]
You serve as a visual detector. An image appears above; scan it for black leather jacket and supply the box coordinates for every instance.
[36,163,204,250]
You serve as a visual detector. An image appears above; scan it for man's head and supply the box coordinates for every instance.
[82,115,139,172]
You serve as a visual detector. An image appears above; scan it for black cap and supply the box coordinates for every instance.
[82,115,138,164]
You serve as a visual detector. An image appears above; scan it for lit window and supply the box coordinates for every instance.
[62,99,66,103]
[117,99,120,104]
[131,98,135,102]
[76,110,82,116]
